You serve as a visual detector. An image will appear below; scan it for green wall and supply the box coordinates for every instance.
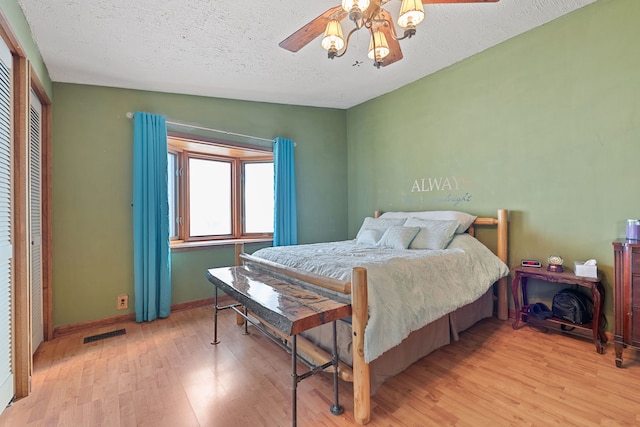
[347,0,640,324]
[52,84,348,327]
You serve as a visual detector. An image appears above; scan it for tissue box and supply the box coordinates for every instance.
[574,261,597,278]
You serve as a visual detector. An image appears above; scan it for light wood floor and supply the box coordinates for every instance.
[1,306,639,427]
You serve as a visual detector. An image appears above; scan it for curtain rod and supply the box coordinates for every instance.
[125,112,275,143]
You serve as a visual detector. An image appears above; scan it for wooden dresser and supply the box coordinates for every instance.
[612,239,640,367]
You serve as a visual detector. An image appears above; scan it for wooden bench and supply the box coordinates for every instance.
[206,255,369,426]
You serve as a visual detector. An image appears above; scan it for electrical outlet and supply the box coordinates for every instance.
[117,294,128,310]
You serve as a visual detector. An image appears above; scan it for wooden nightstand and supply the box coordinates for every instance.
[511,266,607,354]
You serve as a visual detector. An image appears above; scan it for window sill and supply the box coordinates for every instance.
[170,238,273,253]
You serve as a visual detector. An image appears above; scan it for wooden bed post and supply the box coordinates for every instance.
[351,267,370,425]
[234,242,244,265]
[496,209,509,321]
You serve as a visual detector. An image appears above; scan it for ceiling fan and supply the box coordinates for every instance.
[279,0,500,68]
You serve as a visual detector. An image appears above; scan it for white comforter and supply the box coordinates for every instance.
[252,234,509,362]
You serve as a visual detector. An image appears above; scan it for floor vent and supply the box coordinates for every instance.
[83,328,126,344]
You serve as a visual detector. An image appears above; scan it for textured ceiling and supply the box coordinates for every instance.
[18,0,596,109]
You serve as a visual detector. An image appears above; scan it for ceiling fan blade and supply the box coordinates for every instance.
[377,10,403,67]
[422,0,499,3]
[279,6,348,53]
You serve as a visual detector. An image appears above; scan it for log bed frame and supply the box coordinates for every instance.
[231,209,509,425]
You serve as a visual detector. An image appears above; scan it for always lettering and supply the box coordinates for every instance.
[411,176,461,192]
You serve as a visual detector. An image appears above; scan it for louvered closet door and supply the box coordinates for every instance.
[29,91,43,354]
[0,38,14,413]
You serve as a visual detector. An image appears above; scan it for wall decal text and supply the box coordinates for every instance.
[411,176,462,192]
[408,176,473,206]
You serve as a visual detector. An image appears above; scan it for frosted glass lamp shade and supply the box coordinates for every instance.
[321,20,345,51]
[367,31,390,61]
[341,0,371,13]
[398,0,425,28]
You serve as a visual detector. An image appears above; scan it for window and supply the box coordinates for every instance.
[168,135,274,245]
[243,162,274,233]
[168,152,178,238]
[189,157,232,236]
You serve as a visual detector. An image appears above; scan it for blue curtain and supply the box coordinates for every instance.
[133,112,171,322]
[273,137,297,246]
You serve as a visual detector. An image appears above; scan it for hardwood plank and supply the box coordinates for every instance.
[1,306,640,426]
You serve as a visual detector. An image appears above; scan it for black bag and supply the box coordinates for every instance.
[552,288,593,324]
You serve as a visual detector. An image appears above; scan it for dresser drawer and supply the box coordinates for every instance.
[633,307,640,345]
[633,249,640,273]
[634,275,640,307]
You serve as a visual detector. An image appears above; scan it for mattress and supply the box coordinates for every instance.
[252,234,508,362]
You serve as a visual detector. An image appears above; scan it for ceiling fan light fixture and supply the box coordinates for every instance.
[280,0,497,68]
[321,20,345,57]
[368,30,390,63]
[398,0,425,29]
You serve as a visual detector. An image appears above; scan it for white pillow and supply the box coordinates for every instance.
[355,229,383,246]
[356,217,407,239]
[377,226,420,250]
[404,218,459,250]
[379,210,477,234]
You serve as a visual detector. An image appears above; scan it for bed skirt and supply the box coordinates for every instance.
[299,289,494,394]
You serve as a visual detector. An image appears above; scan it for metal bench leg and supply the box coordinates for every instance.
[211,287,220,345]
[330,321,344,415]
[292,335,298,427]
[243,305,250,335]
